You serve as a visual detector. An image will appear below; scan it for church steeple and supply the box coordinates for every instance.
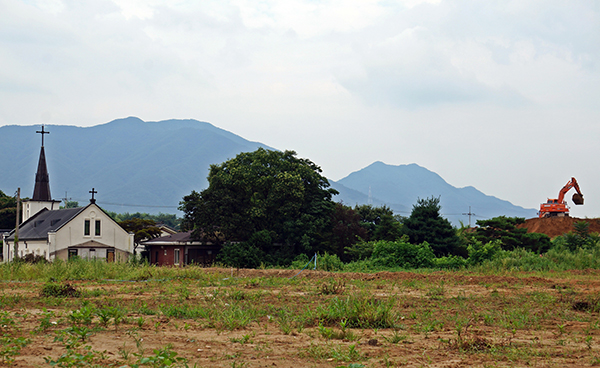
[32,126,52,201]
[22,125,60,222]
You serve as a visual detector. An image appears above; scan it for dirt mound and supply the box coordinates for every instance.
[517,216,600,238]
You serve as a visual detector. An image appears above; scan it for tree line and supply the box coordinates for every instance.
[178,148,555,269]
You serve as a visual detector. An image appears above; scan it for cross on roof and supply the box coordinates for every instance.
[36,125,50,146]
[89,188,97,204]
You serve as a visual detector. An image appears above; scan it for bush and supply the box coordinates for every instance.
[40,282,80,298]
[19,254,47,264]
[317,252,344,271]
[371,239,435,269]
[433,255,467,270]
[217,242,262,269]
[467,240,502,265]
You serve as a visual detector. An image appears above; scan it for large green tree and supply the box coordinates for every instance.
[354,204,403,241]
[180,148,338,264]
[402,196,463,257]
[322,203,367,262]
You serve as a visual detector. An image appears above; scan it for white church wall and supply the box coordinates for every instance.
[53,204,133,260]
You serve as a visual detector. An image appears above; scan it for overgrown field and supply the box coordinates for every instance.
[3,262,600,367]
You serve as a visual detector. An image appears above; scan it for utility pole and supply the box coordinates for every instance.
[462,206,476,227]
[14,188,20,261]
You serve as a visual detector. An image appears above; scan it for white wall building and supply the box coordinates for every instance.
[3,203,134,262]
[2,125,134,262]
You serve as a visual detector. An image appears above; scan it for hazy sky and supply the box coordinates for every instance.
[2,0,599,217]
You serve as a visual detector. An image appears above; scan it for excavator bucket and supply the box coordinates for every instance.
[573,193,584,205]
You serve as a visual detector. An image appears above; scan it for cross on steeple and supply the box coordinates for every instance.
[36,125,50,147]
[89,188,97,204]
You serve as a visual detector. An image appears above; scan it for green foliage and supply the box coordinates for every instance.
[0,336,30,364]
[118,218,162,254]
[217,241,263,269]
[315,293,398,329]
[558,221,599,251]
[474,216,551,253]
[402,196,463,257]
[180,148,338,265]
[316,252,344,271]
[60,200,79,209]
[371,237,435,269]
[107,211,181,230]
[0,189,17,229]
[432,255,467,269]
[133,345,191,368]
[467,240,502,265]
[322,203,367,261]
[344,240,374,261]
[354,204,403,242]
[41,282,81,298]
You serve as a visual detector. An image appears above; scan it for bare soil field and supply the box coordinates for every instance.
[3,267,600,367]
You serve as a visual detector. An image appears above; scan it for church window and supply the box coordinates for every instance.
[95,220,101,236]
[84,220,90,236]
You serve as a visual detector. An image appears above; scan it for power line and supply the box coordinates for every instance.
[97,201,179,209]
[69,198,179,209]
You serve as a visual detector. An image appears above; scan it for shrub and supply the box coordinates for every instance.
[40,282,80,298]
[317,252,344,271]
[371,238,435,269]
[217,242,262,269]
[433,255,467,270]
[467,240,502,265]
[19,254,48,264]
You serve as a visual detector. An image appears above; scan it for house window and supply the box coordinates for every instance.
[68,249,78,259]
[84,220,90,236]
[174,249,180,265]
[95,220,101,236]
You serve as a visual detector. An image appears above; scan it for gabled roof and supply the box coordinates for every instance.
[6,206,84,241]
[142,230,197,245]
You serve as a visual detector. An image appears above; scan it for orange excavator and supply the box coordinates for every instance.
[539,177,584,218]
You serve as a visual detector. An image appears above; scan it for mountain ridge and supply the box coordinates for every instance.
[0,117,536,223]
[336,161,536,225]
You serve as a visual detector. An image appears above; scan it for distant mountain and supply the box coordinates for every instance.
[0,117,271,214]
[333,161,537,225]
[0,118,536,224]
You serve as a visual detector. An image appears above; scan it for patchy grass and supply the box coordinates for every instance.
[1,265,600,366]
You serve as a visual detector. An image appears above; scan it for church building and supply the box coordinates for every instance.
[2,126,134,262]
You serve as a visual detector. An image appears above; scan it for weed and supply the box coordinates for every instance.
[320,279,346,295]
[68,305,95,325]
[0,311,16,332]
[41,282,81,298]
[230,332,254,344]
[384,329,411,344]
[315,294,398,329]
[0,336,30,364]
[133,344,191,368]
[37,308,58,332]
[301,343,364,362]
[425,282,445,299]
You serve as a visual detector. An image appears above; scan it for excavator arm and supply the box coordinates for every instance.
[557,177,584,205]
